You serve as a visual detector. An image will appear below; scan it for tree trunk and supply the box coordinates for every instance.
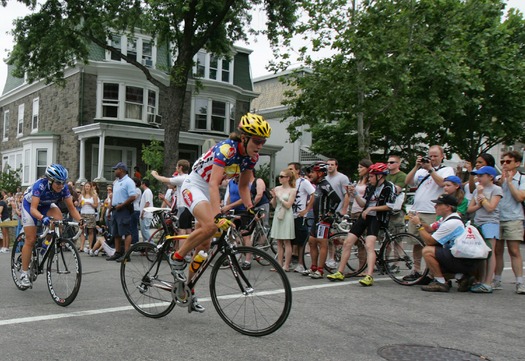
[163,83,187,176]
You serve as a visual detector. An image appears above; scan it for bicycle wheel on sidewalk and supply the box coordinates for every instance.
[209,246,292,336]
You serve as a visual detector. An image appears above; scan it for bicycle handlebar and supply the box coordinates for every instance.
[39,218,83,241]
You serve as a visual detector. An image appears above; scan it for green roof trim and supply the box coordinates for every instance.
[233,53,252,91]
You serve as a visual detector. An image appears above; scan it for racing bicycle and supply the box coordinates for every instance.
[120,214,292,336]
[11,219,83,306]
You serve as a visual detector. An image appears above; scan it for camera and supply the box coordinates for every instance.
[421,156,430,163]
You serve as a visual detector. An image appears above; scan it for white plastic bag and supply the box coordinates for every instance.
[450,222,491,259]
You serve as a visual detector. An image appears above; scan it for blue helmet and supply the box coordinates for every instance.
[45,164,68,183]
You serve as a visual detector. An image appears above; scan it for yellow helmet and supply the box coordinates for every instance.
[238,113,271,138]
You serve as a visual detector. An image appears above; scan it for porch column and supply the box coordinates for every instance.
[77,138,87,183]
[94,130,107,182]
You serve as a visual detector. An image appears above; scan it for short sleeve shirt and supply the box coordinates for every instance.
[23,178,72,210]
[112,175,136,206]
[326,172,350,212]
[292,177,316,217]
[431,213,465,248]
[472,184,503,225]
[192,139,258,182]
[411,166,455,213]
[498,173,525,221]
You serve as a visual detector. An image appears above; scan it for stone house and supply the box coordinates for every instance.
[0,33,281,186]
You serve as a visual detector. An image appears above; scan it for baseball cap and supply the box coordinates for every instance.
[431,194,458,207]
[471,166,497,177]
[112,162,128,172]
[444,175,462,184]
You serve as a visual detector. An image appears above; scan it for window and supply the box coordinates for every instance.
[211,101,226,132]
[127,38,137,62]
[125,86,143,120]
[99,82,158,123]
[32,98,39,132]
[17,104,24,137]
[36,149,47,179]
[195,98,208,129]
[193,97,235,134]
[229,103,236,133]
[209,56,218,80]
[196,53,206,78]
[24,149,29,183]
[142,40,152,67]
[107,34,156,68]
[222,60,230,82]
[110,35,122,61]
[102,83,119,118]
[147,90,156,123]
[193,53,232,83]
[2,110,9,141]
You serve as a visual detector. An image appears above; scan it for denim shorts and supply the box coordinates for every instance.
[479,223,499,240]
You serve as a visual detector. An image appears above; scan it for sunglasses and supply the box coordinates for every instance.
[251,137,266,146]
[278,175,289,178]
[500,159,513,165]
[387,161,397,164]
[54,181,65,186]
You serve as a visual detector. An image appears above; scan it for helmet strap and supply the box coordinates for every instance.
[240,135,250,156]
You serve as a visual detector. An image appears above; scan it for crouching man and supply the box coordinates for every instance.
[409,194,483,292]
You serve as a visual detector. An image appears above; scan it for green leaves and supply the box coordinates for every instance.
[283,0,525,165]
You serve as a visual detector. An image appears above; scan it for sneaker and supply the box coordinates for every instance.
[491,280,503,290]
[19,273,31,288]
[93,250,99,257]
[189,295,205,313]
[294,264,306,273]
[421,280,450,292]
[310,270,323,279]
[402,271,422,282]
[327,271,345,282]
[359,275,374,287]
[83,246,89,253]
[325,259,337,269]
[169,254,187,282]
[88,250,94,257]
[516,283,525,294]
[302,268,314,277]
[457,276,475,292]
[470,283,493,294]
[106,253,121,261]
[116,255,130,263]
[0,247,9,253]
[241,261,251,270]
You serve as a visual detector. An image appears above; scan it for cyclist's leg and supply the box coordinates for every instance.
[176,202,216,258]
[363,235,378,276]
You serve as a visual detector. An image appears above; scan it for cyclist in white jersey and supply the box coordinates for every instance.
[169,113,272,313]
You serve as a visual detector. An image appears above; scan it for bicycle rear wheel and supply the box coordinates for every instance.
[46,238,82,306]
[251,227,272,266]
[11,233,30,290]
[120,242,176,318]
[381,232,429,285]
[209,246,292,336]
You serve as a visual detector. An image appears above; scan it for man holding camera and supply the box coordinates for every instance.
[403,145,455,281]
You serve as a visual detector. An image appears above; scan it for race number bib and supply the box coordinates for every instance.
[316,221,330,239]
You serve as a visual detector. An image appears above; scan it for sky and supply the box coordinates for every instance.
[1,0,525,90]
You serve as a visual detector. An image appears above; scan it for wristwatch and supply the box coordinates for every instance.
[428,168,434,174]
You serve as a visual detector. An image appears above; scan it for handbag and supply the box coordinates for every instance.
[276,205,286,220]
[450,221,491,259]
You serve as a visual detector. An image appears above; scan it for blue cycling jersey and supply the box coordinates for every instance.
[23,178,72,212]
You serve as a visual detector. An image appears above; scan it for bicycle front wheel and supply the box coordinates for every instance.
[120,242,176,318]
[381,232,429,285]
[11,233,30,290]
[209,246,292,336]
[46,238,82,306]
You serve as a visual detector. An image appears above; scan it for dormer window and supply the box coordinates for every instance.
[106,34,156,68]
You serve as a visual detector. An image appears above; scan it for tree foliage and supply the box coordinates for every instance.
[281,0,525,165]
[4,0,299,174]
[0,165,22,194]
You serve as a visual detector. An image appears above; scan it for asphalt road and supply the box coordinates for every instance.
[1,245,524,361]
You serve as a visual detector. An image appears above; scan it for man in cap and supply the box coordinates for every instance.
[410,194,482,292]
[107,162,137,262]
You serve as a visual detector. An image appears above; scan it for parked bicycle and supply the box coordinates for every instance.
[325,223,429,285]
[11,219,83,306]
[120,214,292,336]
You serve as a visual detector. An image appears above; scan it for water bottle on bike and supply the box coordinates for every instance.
[190,250,208,272]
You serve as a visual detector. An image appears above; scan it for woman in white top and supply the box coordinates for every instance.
[79,182,99,252]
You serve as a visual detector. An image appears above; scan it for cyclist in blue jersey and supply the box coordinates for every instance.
[19,164,83,288]
[171,113,271,313]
